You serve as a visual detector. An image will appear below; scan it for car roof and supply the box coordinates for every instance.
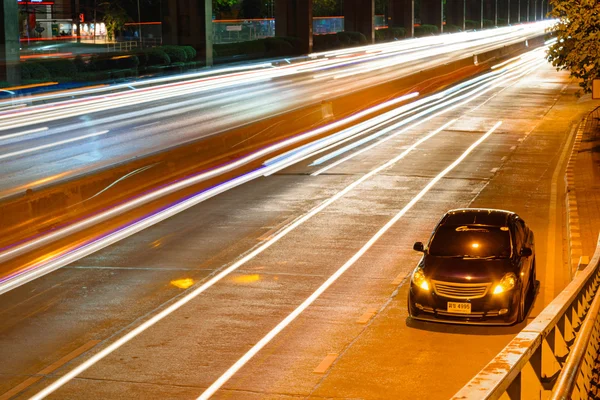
[441,208,515,227]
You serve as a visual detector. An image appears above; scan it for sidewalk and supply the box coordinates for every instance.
[572,105,600,268]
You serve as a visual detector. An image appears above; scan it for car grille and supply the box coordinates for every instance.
[432,281,491,299]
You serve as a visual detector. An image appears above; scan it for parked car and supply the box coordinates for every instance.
[408,208,536,325]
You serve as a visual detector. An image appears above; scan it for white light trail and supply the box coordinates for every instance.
[197,121,503,400]
[0,127,48,141]
[0,130,108,161]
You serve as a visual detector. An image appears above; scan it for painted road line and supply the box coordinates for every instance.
[197,121,503,400]
[0,340,100,400]
[26,120,461,400]
[313,353,339,374]
[0,130,109,161]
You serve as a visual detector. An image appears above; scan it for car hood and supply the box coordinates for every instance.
[421,255,514,284]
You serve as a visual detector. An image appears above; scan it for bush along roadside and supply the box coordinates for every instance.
[312,31,368,52]
[19,45,202,85]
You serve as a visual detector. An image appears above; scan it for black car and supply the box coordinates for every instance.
[408,208,536,325]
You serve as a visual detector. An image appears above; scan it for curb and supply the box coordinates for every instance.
[566,116,588,277]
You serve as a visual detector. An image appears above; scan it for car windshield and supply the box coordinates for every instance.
[428,225,511,258]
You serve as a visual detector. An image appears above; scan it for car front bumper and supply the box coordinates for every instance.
[408,283,519,325]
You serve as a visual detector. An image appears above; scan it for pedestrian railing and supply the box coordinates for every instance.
[106,41,138,52]
[452,236,600,400]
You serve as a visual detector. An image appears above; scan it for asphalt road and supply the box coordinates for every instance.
[0,23,551,199]
[0,58,592,399]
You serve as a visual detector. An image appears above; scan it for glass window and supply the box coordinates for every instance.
[428,225,512,258]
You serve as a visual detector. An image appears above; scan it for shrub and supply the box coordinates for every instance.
[22,62,51,80]
[444,24,462,33]
[116,54,139,69]
[161,45,188,63]
[145,48,171,66]
[279,36,303,53]
[336,32,353,45]
[313,33,341,51]
[483,19,495,28]
[343,31,368,44]
[182,46,197,60]
[414,24,439,37]
[465,20,480,30]
[0,81,9,88]
[375,27,406,42]
[39,59,77,79]
[497,18,508,26]
[265,37,294,56]
[73,55,88,72]
[237,39,266,55]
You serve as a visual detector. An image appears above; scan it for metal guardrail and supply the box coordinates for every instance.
[452,236,600,400]
[106,41,138,52]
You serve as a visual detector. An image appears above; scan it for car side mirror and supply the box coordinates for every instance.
[413,242,425,252]
[520,247,532,257]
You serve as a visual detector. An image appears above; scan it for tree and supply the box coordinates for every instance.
[100,2,130,41]
[214,0,239,17]
[547,0,600,95]
[313,0,340,17]
[240,0,263,18]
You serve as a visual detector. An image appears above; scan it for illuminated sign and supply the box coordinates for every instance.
[18,0,55,4]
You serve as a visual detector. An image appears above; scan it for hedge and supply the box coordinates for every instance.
[483,19,495,28]
[21,62,51,80]
[182,46,197,60]
[38,59,78,79]
[465,20,480,30]
[444,24,462,33]
[162,45,188,63]
[414,24,439,37]
[375,27,406,42]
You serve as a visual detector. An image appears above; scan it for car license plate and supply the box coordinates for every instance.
[447,302,471,314]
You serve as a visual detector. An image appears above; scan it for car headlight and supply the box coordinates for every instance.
[493,273,517,294]
[412,268,430,291]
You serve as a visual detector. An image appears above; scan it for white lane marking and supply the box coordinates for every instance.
[27,119,459,400]
[0,130,109,161]
[197,121,503,400]
[490,168,499,173]
[0,127,48,141]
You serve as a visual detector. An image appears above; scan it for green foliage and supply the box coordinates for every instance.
[547,0,600,95]
[465,20,480,30]
[313,33,341,51]
[375,27,406,42]
[100,2,130,41]
[497,18,508,26]
[483,19,495,28]
[313,0,340,17]
[213,0,238,15]
[38,59,78,79]
[73,55,88,72]
[161,45,188,63]
[264,38,294,56]
[145,48,171,65]
[414,24,439,37]
[182,46,197,61]
[444,24,462,33]
[21,62,51,80]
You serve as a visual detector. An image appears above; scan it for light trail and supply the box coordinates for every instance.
[310,51,545,175]
[197,121,503,400]
[0,130,109,161]
[0,127,48,141]
[0,46,548,276]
